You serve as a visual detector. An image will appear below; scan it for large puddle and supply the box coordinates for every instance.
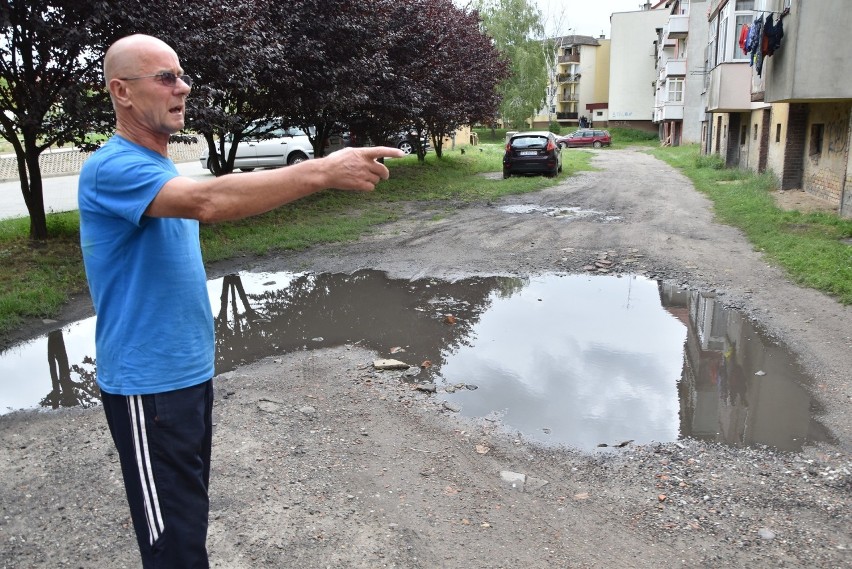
[0,270,828,452]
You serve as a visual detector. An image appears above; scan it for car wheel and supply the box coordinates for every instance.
[558,142,566,149]
[287,152,308,165]
[207,157,224,177]
[398,140,414,155]
[593,141,602,148]
[503,170,511,179]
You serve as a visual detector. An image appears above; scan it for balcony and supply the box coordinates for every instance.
[560,94,579,102]
[557,73,581,83]
[666,15,689,39]
[664,58,687,78]
[707,62,752,112]
[660,102,684,120]
[556,112,578,120]
[558,53,580,64]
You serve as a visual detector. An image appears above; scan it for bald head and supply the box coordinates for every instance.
[104,34,177,86]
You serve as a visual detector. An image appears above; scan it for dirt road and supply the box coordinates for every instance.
[1,147,849,568]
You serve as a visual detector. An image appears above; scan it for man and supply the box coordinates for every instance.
[78,34,403,567]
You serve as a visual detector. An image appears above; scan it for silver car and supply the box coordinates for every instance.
[199,126,345,172]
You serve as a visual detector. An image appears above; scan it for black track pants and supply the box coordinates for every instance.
[101,380,214,568]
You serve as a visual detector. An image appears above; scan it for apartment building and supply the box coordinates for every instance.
[653,0,708,145]
[532,35,610,129]
[704,0,851,217]
[609,5,670,132]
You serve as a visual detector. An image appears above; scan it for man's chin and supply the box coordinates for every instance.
[168,115,185,132]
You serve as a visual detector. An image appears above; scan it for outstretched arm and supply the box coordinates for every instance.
[145,146,405,223]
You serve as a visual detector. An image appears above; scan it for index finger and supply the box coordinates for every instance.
[360,146,407,160]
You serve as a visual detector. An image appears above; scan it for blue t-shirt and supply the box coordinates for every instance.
[78,135,214,395]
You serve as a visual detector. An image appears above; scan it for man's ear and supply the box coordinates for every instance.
[108,79,132,108]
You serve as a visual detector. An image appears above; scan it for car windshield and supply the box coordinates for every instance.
[512,136,548,149]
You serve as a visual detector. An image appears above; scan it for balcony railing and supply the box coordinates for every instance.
[560,94,579,102]
[558,54,580,64]
[666,14,689,39]
[556,73,581,83]
[556,112,579,120]
[664,58,687,77]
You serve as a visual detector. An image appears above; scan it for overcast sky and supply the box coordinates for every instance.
[534,0,654,38]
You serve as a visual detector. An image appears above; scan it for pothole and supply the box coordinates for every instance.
[0,270,826,452]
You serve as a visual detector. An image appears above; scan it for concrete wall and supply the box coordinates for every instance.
[0,140,208,181]
[593,39,612,105]
[766,103,789,181]
[765,1,852,103]
[745,107,771,172]
[802,103,851,205]
[709,113,731,157]
[682,0,709,144]
[609,9,670,128]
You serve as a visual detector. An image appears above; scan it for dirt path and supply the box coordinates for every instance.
[1,147,849,568]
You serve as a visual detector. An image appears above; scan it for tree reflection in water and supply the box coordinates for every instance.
[212,270,526,376]
[39,330,99,410]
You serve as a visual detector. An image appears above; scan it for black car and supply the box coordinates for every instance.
[503,131,563,178]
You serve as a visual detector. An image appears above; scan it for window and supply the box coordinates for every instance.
[708,16,718,69]
[810,124,824,156]
[775,123,781,143]
[753,124,758,140]
[740,124,748,145]
[718,15,728,63]
[734,15,752,60]
[667,78,684,102]
[735,0,754,9]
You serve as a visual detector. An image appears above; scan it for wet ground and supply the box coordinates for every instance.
[1,269,826,453]
[2,147,849,568]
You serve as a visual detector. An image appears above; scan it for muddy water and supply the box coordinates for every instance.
[0,270,828,452]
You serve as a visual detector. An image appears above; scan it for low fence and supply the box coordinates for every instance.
[0,139,209,181]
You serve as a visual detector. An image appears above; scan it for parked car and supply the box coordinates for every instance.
[502,131,563,179]
[346,129,431,155]
[393,130,431,155]
[199,124,343,173]
[556,129,612,149]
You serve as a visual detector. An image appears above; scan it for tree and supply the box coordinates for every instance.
[175,0,297,176]
[416,0,508,157]
[475,0,547,129]
[264,0,387,158]
[0,0,118,240]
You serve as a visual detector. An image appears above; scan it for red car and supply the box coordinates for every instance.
[556,129,612,149]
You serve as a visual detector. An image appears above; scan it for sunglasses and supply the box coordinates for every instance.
[119,71,193,88]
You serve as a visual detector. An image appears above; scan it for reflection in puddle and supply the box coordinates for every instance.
[0,271,827,452]
[499,204,622,222]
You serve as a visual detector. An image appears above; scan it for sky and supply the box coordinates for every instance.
[533,0,655,38]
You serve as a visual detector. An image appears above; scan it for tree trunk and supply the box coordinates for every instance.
[19,148,49,241]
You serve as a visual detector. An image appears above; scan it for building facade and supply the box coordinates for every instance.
[609,5,671,132]
[533,35,610,130]
[653,0,709,145]
[702,0,851,217]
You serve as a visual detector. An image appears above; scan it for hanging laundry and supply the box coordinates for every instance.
[761,14,774,56]
[738,23,751,55]
[755,15,768,76]
[746,15,764,67]
[765,14,784,55]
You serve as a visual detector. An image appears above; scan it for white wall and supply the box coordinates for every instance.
[609,9,671,125]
